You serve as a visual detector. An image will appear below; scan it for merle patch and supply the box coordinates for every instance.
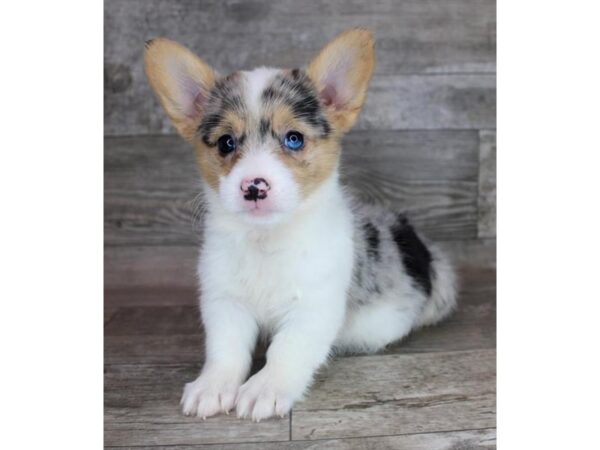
[198,76,245,145]
[262,70,331,138]
[363,222,381,262]
[390,215,433,296]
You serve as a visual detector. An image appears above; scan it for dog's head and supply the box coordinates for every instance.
[145,28,375,225]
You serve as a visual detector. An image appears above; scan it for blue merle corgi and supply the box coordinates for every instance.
[144,28,457,421]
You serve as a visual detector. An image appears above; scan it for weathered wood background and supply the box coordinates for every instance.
[105,0,496,288]
[104,1,496,448]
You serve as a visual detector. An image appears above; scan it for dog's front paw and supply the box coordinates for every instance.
[181,372,240,418]
[235,368,297,421]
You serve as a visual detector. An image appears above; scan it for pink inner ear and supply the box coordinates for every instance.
[320,84,338,108]
[179,77,204,119]
[190,90,206,119]
[319,62,351,110]
[171,62,205,119]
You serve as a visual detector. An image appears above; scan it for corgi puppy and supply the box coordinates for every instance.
[144,28,457,421]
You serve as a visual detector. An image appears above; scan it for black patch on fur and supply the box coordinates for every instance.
[262,86,277,103]
[390,215,433,296]
[144,39,154,49]
[261,70,331,138]
[198,76,245,145]
[201,135,212,147]
[363,222,381,262]
[199,113,224,146]
[259,118,271,138]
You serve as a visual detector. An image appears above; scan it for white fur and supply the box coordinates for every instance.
[182,171,354,421]
[334,285,423,354]
[243,67,279,113]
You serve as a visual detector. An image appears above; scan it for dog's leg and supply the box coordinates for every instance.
[181,299,258,418]
[235,289,346,421]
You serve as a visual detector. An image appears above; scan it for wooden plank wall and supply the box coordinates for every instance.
[104,0,496,288]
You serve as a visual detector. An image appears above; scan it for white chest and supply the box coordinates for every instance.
[198,202,355,323]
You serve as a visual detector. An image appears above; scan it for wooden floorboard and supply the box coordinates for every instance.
[105,0,495,135]
[104,239,495,291]
[104,268,495,365]
[105,428,496,449]
[104,131,480,246]
[104,363,290,447]
[104,350,494,447]
[105,0,495,76]
[104,266,495,447]
[107,72,495,136]
[478,130,497,238]
[291,349,495,441]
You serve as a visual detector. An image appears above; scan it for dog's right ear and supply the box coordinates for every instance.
[144,38,217,141]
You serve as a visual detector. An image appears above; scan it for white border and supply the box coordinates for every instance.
[499,1,600,448]
[0,1,103,448]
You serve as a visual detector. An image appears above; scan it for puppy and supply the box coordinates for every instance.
[144,28,457,421]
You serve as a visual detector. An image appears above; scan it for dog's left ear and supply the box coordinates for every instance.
[308,28,375,133]
[144,38,217,141]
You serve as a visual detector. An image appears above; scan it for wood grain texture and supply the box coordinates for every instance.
[356,74,495,131]
[104,363,290,446]
[105,428,496,449]
[292,349,495,440]
[105,132,479,247]
[105,245,197,289]
[478,130,496,238]
[438,239,496,271]
[103,266,495,447]
[105,0,495,75]
[105,0,495,135]
[104,351,494,446]
[107,74,495,136]
[104,244,496,294]
[104,239,495,290]
[104,268,495,364]
[103,270,496,447]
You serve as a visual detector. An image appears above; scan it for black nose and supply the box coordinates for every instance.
[241,178,270,201]
[244,185,260,201]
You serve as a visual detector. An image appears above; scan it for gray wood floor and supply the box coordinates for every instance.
[104,266,496,448]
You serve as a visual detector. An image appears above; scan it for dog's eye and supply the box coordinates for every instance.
[217,134,236,155]
[283,131,304,151]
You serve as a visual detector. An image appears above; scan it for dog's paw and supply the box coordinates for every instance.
[180,373,240,418]
[235,368,297,421]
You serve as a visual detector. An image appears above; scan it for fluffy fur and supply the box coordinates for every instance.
[144,28,457,421]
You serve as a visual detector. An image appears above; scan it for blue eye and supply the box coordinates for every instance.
[283,131,304,151]
[217,134,236,155]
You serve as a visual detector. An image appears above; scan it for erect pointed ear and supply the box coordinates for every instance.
[144,38,217,141]
[307,28,375,133]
